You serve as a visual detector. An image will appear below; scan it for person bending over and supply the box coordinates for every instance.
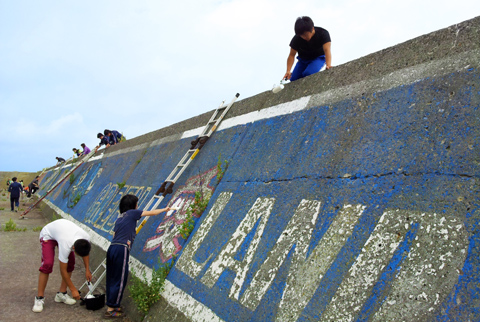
[33,219,92,313]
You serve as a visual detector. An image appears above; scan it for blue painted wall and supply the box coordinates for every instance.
[39,68,480,321]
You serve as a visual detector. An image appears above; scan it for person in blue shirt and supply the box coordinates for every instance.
[97,133,110,148]
[104,194,172,318]
[104,129,124,146]
[8,177,23,211]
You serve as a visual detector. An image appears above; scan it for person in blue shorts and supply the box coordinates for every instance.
[284,16,332,82]
[104,194,172,318]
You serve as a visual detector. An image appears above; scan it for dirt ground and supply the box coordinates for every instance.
[0,190,132,322]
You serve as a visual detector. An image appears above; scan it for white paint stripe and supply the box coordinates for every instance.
[182,96,311,139]
[116,246,128,305]
[41,199,224,322]
[163,280,226,322]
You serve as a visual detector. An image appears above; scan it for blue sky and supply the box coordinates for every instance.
[1,0,479,172]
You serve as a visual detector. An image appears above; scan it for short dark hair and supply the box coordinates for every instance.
[74,239,91,257]
[12,177,17,181]
[119,194,138,213]
[104,129,111,136]
[295,16,314,35]
[97,133,103,139]
[81,143,86,147]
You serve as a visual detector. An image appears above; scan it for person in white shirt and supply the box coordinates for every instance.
[32,219,92,313]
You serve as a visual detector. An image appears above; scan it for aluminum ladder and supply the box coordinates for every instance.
[79,93,239,298]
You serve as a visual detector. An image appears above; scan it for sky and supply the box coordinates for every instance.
[1,0,479,172]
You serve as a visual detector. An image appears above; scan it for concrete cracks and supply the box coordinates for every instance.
[230,170,478,184]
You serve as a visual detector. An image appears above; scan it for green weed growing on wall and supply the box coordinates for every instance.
[128,259,175,315]
[69,173,75,185]
[216,153,229,185]
[117,181,126,189]
[178,191,210,239]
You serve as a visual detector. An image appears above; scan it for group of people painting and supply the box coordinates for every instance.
[55,129,126,165]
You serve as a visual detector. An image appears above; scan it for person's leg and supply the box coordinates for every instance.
[10,196,14,211]
[290,58,309,82]
[37,239,57,297]
[59,251,75,292]
[300,56,326,79]
[106,245,129,311]
[14,197,19,211]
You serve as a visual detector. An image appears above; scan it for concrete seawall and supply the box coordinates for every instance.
[37,16,480,321]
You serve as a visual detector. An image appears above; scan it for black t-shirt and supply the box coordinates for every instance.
[289,26,331,60]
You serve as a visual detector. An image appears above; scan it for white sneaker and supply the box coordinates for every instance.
[54,292,76,305]
[32,297,44,312]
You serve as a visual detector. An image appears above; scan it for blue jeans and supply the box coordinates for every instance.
[290,55,326,81]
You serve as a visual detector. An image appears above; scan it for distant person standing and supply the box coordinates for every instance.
[8,177,22,212]
[81,143,91,156]
[27,176,39,198]
[20,179,25,200]
[284,16,332,82]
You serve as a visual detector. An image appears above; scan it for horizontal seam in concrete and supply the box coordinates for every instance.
[231,171,479,184]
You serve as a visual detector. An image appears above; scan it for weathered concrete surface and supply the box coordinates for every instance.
[34,16,480,322]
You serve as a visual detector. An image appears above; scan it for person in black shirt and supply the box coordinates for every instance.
[284,16,332,82]
[27,176,40,198]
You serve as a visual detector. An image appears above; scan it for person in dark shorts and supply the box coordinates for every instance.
[284,16,332,82]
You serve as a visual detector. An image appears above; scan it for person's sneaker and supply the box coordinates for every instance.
[54,292,76,305]
[32,297,44,312]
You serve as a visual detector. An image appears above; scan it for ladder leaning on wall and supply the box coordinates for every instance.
[80,93,240,298]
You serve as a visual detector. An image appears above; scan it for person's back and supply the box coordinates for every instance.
[9,177,23,211]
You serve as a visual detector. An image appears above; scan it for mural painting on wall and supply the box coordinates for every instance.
[67,163,103,207]
[85,183,152,234]
[174,192,469,321]
[143,166,219,263]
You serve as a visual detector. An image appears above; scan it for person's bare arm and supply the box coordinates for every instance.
[59,261,79,299]
[141,207,172,217]
[82,255,92,282]
[323,42,332,69]
[284,48,297,80]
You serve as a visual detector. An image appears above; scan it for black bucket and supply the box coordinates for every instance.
[84,294,105,311]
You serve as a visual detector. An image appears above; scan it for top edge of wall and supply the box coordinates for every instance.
[104,15,480,154]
